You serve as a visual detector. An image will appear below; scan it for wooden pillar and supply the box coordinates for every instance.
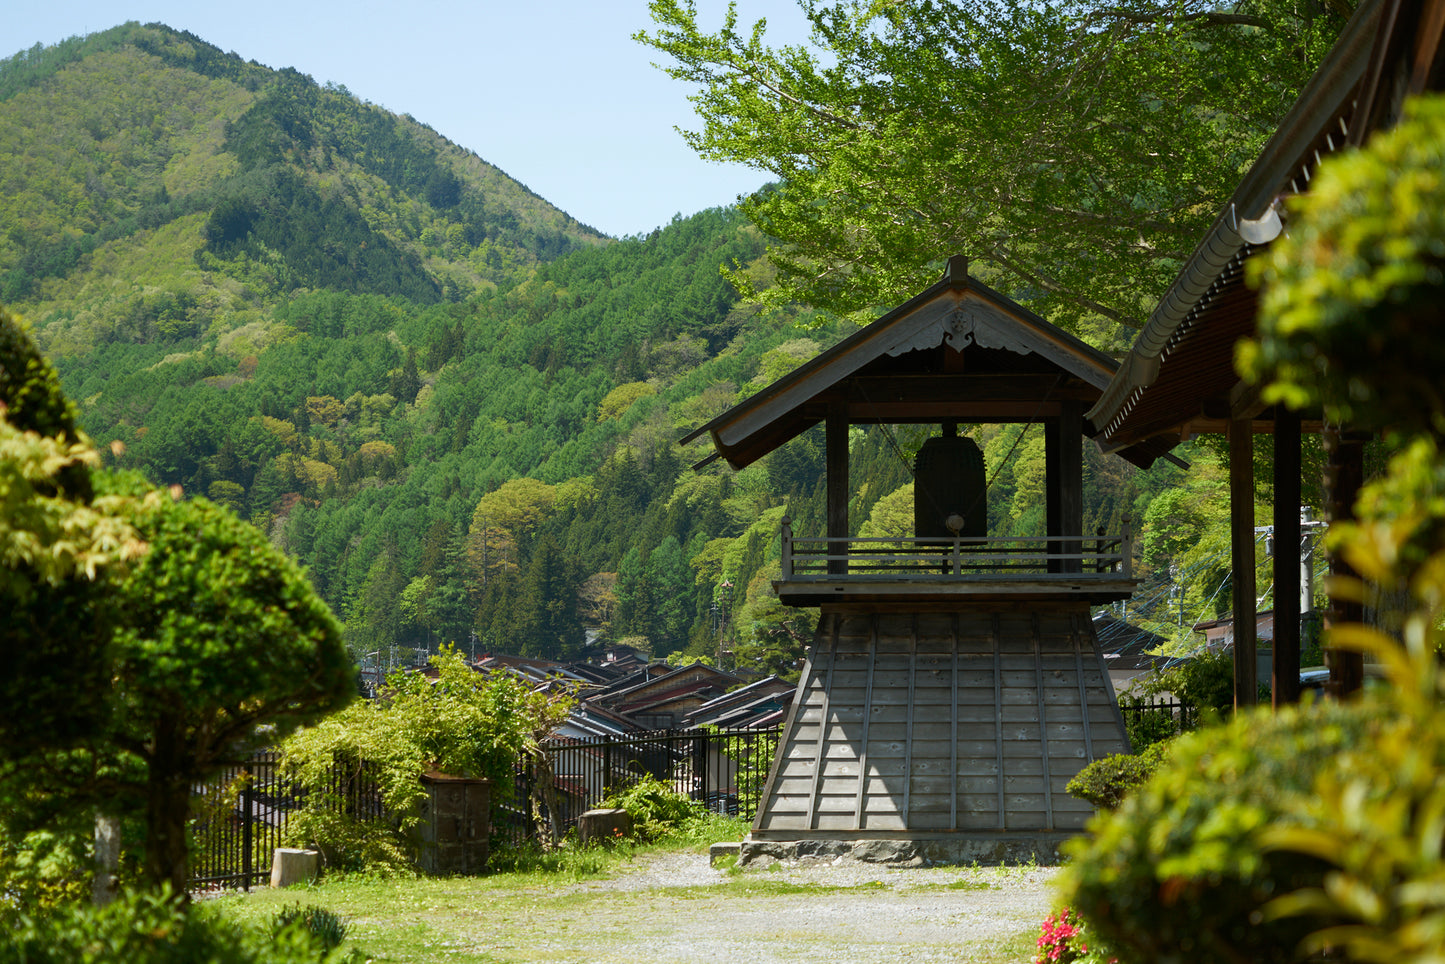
[826,403,850,576]
[1273,408,1302,707]
[1046,418,1061,573]
[1322,424,1366,697]
[1060,402,1083,574]
[1229,418,1258,707]
[1045,405,1084,574]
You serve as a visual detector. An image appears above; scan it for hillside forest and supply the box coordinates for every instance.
[0,22,1324,678]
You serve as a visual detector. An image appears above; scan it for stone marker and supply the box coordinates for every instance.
[270,848,319,888]
[578,808,633,845]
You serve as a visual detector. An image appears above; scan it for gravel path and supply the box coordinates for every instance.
[537,850,1058,964]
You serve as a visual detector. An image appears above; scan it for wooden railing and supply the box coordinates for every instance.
[779,517,1133,580]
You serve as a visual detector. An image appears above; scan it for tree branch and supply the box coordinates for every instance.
[987,247,1143,330]
[1095,7,1271,29]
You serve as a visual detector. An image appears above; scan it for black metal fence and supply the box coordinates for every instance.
[188,726,780,892]
[189,752,287,893]
[1117,694,1197,746]
[500,727,782,846]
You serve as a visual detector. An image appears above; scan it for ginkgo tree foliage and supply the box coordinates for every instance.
[638,0,1348,337]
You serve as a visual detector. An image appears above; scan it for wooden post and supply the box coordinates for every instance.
[826,402,850,575]
[1273,407,1302,707]
[1059,401,1083,574]
[1045,418,1061,573]
[1044,403,1084,573]
[1229,418,1258,707]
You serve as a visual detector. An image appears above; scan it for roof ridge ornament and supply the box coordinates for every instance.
[944,254,970,287]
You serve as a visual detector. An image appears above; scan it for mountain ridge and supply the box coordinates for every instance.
[0,21,608,337]
[1,21,1198,673]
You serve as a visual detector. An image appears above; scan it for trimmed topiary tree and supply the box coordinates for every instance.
[2,309,355,898]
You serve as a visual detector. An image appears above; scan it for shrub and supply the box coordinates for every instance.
[1065,741,1170,811]
[272,904,349,958]
[279,645,572,872]
[1137,647,1235,723]
[1033,907,1116,964]
[1059,697,1388,964]
[599,775,705,840]
[0,886,349,963]
[1255,629,1445,963]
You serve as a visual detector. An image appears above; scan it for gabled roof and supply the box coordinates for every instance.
[1093,612,1172,657]
[598,662,743,708]
[681,255,1125,471]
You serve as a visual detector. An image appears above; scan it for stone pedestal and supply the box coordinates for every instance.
[270,848,319,888]
[417,773,492,875]
[577,807,633,845]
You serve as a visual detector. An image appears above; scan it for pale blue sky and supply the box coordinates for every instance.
[3,1,812,238]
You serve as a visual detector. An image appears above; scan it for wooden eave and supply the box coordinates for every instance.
[680,257,1122,471]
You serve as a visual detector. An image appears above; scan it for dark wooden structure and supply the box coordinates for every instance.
[682,257,1142,860]
[1086,0,1445,706]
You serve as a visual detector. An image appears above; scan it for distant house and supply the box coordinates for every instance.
[1093,613,1172,693]
[1192,610,1280,651]
[683,676,795,730]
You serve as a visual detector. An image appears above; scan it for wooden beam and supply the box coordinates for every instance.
[826,403,850,576]
[1229,418,1258,707]
[1273,408,1302,707]
[829,400,1066,423]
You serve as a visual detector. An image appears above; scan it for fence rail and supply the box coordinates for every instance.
[188,726,780,892]
[780,518,1135,579]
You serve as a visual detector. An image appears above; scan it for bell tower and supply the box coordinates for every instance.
[682,257,1139,863]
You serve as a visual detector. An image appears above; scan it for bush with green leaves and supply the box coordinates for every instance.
[280,645,572,873]
[1132,646,1234,725]
[271,904,350,959]
[1059,697,1387,963]
[1255,631,1445,963]
[1064,740,1171,812]
[599,775,706,841]
[0,886,353,964]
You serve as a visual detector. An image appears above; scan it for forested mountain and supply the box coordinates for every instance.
[1,23,1244,676]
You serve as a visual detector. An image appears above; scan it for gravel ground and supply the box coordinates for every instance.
[537,849,1058,964]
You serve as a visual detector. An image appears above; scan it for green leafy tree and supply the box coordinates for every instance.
[1,308,138,759]
[3,311,353,897]
[511,534,586,660]
[638,0,1345,331]
[102,486,355,895]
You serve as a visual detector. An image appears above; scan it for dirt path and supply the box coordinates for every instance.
[484,851,1058,964]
